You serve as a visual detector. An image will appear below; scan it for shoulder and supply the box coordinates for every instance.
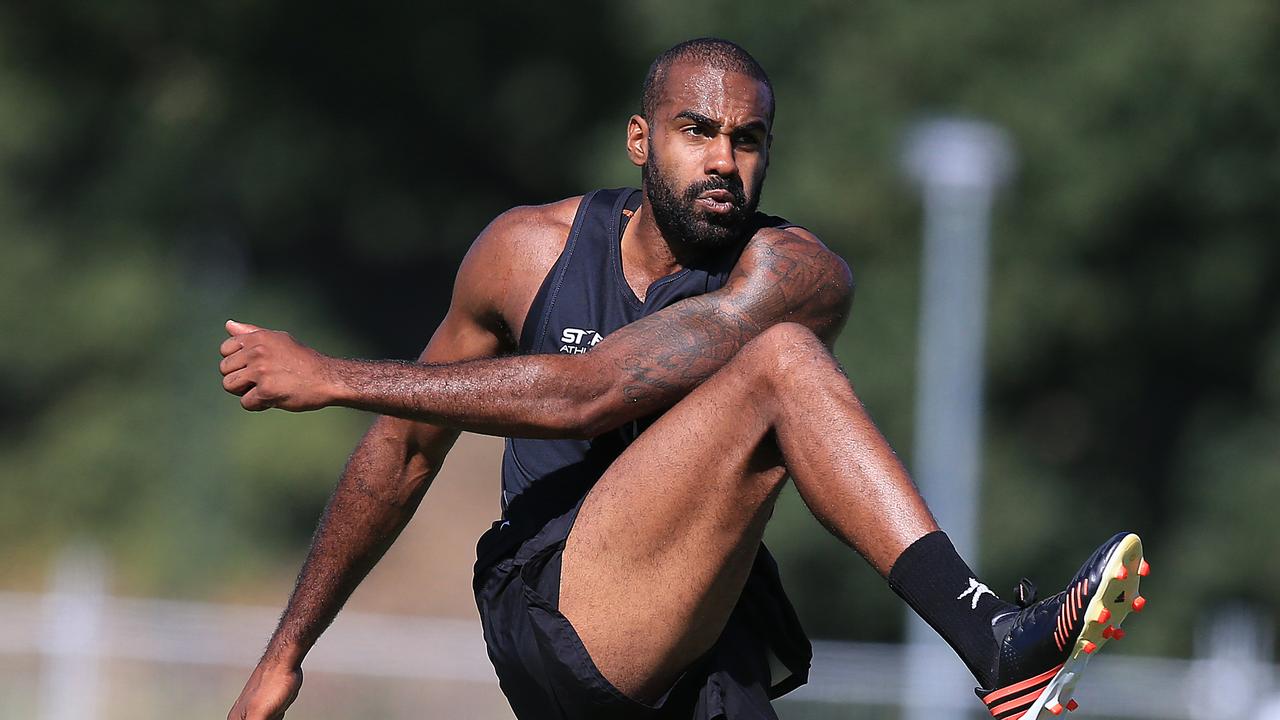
[451,195,585,345]
[738,223,854,301]
[720,222,854,344]
[465,195,583,271]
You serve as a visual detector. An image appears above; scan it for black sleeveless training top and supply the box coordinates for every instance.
[474,187,813,697]
[497,187,798,541]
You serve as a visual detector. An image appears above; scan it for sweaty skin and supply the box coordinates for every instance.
[222,61,938,720]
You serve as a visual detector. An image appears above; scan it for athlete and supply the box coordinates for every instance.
[220,38,1147,720]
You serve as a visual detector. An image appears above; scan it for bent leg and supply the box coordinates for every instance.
[559,323,939,701]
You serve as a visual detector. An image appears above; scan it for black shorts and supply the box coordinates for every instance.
[472,500,812,720]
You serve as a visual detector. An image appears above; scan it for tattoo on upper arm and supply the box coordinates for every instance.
[612,232,850,408]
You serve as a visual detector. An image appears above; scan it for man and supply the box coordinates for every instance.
[220,38,1147,720]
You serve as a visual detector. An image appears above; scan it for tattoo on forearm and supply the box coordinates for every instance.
[318,231,848,438]
[619,299,753,402]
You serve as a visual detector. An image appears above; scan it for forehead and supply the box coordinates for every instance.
[655,61,772,123]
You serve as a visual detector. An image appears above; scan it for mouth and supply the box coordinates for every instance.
[695,189,738,214]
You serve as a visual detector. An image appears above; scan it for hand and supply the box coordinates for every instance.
[219,320,343,412]
[228,661,303,720]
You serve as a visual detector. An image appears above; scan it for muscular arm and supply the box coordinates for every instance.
[264,417,454,667]
[221,225,853,440]
[226,306,501,720]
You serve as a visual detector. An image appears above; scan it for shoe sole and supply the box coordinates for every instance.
[1019,533,1146,718]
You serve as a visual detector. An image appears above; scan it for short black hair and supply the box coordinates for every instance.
[641,38,774,126]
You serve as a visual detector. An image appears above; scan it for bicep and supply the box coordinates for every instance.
[730,227,854,345]
[580,232,852,428]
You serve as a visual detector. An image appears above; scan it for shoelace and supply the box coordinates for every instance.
[1014,578,1038,607]
[1008,577,1069,635]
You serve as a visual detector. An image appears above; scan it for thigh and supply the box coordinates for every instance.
[559,354,787,703]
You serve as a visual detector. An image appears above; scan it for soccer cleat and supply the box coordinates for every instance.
[977,532,1146,720]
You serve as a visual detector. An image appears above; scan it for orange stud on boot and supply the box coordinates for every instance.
[1113,628,1127,640]
[1102,625,1115,639]
[1097,608,1112,624]
[1083,641,1098,654]
[1132,596,1146,612]
[1049,702,1064,715]
[1138,559,1150,577]
[1116,565,1129,580]
[1066,699,1079,712]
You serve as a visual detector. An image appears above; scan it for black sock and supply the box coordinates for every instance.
[887,531,1013,689]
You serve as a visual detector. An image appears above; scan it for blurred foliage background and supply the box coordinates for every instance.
[2,0,1278,668]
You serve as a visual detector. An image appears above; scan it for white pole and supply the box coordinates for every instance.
[900,118,1014,719]
[1189,606,1273,720]
[39,545,107,720]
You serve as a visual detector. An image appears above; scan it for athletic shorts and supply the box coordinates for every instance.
[472,499,812,720]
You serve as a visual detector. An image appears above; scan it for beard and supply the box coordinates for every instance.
[642,149,765,250]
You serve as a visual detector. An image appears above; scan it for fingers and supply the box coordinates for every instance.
[220,353,275,412]
[218,320,304,413]
[220,350,249,375]
[221,335,245,357]
[223,371,274,411]
[220,322,260,409]
[223,320,267,358]
[222,368,254,396]
[240,387,268,412]
[226,319,263,336]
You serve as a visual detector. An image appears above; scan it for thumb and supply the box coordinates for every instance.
[226,319,263,336]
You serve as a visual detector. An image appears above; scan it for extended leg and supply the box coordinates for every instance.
[560,322,1149,720]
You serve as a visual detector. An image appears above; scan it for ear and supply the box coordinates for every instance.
[626,114,649,167]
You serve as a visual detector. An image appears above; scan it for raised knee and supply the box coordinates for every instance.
[755,322,822,350]
[737,322,833,390]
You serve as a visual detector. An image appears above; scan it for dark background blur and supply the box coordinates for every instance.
[2,0,1278,711]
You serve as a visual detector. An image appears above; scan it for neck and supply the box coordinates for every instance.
[617,193,709,303]
[626,194,712,277]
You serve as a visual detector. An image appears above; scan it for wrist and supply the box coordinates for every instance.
[322,357,360,408]
[259,640,307,672]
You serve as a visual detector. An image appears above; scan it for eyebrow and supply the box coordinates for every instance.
[673,110,768,136]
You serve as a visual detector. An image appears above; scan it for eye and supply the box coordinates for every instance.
[684,125,712,138]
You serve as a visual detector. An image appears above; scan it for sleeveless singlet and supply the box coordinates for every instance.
[472,187,813,709]
[496,186,796,545]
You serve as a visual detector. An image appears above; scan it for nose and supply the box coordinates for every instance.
[704,132,737,177]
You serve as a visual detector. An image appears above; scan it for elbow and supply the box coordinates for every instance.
[557,403,611,441]
[557,389,626,440]
[534,356,630,440]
